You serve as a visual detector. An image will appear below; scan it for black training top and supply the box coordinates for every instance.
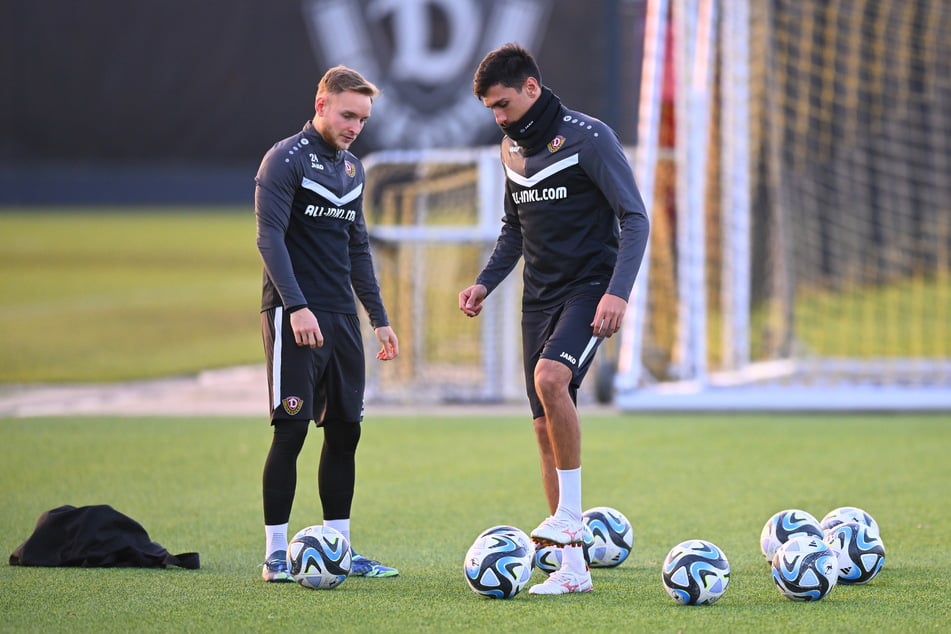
[476,96,650,311]
[254,120,388,328]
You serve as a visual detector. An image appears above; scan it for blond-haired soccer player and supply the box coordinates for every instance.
[255,66,399,581]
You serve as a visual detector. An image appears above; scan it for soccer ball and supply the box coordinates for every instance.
[661,539,731,605]
[464,533,533,599]
[760,509,824,562]
[820,506,880,535]
[771,535,838,601]
[583,506,634,568]
[823,521,886,584]
[477,525,535,564]
[533,523,593,574]
[287,525,352,589]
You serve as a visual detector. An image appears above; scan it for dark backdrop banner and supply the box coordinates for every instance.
[0,0,644,203]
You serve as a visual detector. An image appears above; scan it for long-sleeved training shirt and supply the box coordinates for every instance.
[476,105,650,310]
[254,120,388,328]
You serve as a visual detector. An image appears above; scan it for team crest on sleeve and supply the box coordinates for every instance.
[547,135,566,153]
[282,396,304,416]
[344,160,355,177]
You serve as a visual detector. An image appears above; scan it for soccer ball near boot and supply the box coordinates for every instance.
[287,525,352,589]
[464,533,533,599]
[661,539,731,605]
[477,525,535,565]
[583,506,634,568]
[771,535,838,601]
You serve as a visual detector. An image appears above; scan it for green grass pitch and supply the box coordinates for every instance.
[2,208,948,384]
[1,412,949,632]
[0,208,263,383]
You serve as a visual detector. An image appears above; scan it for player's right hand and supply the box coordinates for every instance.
[458,284,488,317]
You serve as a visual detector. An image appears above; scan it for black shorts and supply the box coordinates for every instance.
[261,307,365,424]
[521,292,604,419]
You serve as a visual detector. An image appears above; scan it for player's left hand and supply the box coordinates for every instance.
[458,284,488,317]
[591,294,628,338]
[374,326,399,360]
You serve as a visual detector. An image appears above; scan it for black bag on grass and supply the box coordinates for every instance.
[9,504,200,569]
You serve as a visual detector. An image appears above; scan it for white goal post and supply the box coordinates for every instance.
[615,0,951,411]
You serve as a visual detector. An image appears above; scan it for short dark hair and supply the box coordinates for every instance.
[472,43,541,98]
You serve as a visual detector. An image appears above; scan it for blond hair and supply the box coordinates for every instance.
[317,65,380,100]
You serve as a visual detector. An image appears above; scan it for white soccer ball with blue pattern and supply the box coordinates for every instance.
[760,508,824,562]
[464,533,533,599]
[661,539,731,605]
[820,506,880,535]
[823,521,885,584]
[583,506,634,567]
[771,535,838,601]
[533,523,594,574]
[288,525,352,589]
[477,525,534,565]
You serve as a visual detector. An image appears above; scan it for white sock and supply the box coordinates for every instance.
[265,523,288,558]
[562,543,588,574]
[324,519,351,547]
[555,467,583,523]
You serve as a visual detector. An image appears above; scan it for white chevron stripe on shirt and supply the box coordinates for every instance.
[504,153,579,188]
[301,177,363,206]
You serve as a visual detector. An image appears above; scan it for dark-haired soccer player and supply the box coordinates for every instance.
[255,65,399,582]
[459,43,649,595]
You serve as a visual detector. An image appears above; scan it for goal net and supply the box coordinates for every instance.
[616,0,951,410]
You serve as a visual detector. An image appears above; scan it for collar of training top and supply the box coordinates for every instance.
[503,86,562,153]
[302,120,343,160]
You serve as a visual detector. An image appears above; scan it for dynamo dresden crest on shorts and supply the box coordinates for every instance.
[300,0,552,150]
[282,396,304,416]
[547,135,566,153]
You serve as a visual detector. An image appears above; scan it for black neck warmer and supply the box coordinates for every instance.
[504,86,562,152]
